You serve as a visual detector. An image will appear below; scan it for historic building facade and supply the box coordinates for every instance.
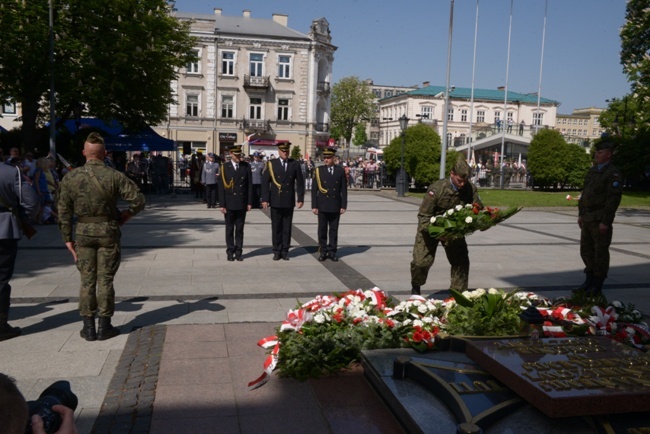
[156,8,336,158]
[554,107,605,149]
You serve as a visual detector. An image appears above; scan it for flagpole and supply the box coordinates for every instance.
[535,0,549,132]
[440,0,455,180]
[467,0,480,164]
[499,0,514,189]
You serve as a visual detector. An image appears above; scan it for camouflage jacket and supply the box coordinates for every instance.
[578,162,622,225]
[416,178,482,235]
[58,160,145,242]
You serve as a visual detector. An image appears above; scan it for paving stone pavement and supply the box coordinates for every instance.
[2,190,649,433]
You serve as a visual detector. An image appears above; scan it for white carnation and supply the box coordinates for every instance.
[447,209,455,216]
[418,304,428,314]
[465,217,473,224]
[430,216,437,224]
[455,205,463,211]
[612,300,622,308]
[314,314,325,324]
[413,319,423,327]
[488,288,500,295]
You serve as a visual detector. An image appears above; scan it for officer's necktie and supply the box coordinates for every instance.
[233,163,238,171]
[282,160,287,171]
[329,167,333,175]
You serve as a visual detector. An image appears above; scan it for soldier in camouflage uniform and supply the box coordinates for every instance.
[410,156,482,295]
[576,140,622,295]
[58,133,145,341]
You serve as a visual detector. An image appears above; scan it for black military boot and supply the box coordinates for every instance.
[411,285,421,296]
[587,277,606,296]
[0,313,21,342]
[572,272,593,294]
[80,316,97,341]
[97,317,120,341]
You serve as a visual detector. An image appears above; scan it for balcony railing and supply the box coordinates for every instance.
[315,122,329,133]
[243,119,270,132]
[317,81,330,93]
[244,75,270,89]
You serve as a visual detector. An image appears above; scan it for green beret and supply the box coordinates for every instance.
[452,155,470,178]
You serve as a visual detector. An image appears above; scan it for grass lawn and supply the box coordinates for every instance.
[409,189,650,208]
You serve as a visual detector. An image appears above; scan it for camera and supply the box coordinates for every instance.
[25,381,78,434]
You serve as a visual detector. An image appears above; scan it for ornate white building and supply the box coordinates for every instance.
[156,8,336,158]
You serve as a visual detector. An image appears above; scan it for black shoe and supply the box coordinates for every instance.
[318,254,327,261]
[273,254,281,261]
[97,317,120,341]
[236,255,243,262]
[411,285,421,296]
[227,254,235,262]
[80,316,97,341]
[282,254,289,261]
[0,323,21,342]
[329,254,339,262]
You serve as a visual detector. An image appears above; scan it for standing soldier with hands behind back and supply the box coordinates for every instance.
[410,155,482,296]
[312,148,347,261]
[576,140,622,296]
[58,133,145,341]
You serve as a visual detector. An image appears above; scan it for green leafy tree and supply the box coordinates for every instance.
[620,0,650,116]
[563,143,592,189]
[330,77,375,144]
[383,123,441,188]
[290,145,302,160]
[0,0,196,153]
[352,122,368,147]
[527,129,569,189]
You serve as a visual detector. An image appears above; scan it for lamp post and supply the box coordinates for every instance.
[48,0,56,157]
[396,115,409,197]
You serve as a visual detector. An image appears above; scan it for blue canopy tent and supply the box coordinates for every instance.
[61,118,175,152]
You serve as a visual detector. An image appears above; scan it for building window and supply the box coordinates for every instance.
[446,132,453,145]
[2,102,16,114]
[373,89,382,98]
[186,94,199,117]
[461,109,467,122]
[277,99,289,120]
[507,111,513,121]
[186,49,200,74]
[477,110,485,123]
[494,111,501,123]
[384,90,393,97]
[533,112,543,126]
[250,97,262,119]
[278,55,291,79]
[421,106,433,120]
[222,51,235,75]
[447,107,454,121]
[371,118,379,127]
[250,53,264,77]
[221,95,234,119]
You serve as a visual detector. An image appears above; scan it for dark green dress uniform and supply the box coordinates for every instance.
[58,160,145,318]
[578,158,622,285]
[410,178,481,292]
[311,164,347,260]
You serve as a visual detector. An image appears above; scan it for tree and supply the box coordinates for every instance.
[352,122,368,148]
[562,143,591,189]
[527,129,569,189]
[329,77,375,144]
[0,0,196,153]
[290,145,302,161]
[382,123,441,188]
[620,0,650,116]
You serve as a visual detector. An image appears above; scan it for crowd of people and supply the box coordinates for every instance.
[469,159,528,188]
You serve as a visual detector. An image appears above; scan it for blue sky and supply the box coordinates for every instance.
[174,0,630,113]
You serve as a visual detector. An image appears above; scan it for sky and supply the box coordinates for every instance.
[173,0,631,113]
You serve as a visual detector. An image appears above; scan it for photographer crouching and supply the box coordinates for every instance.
[0,373,78,434]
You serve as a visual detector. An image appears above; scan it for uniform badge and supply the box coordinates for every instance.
[428,190,435,197]
[613,181,620,187]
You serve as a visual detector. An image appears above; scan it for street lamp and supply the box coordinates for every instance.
[396,114,409,197]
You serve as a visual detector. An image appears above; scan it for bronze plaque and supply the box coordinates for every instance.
[466,336,650,417]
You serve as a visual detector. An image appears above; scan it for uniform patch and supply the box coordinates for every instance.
[613,181,620,187]
[428,190,435,197]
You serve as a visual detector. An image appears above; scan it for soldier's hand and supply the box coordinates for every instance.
[340,208,346,214]
[312,208,318,215]
[247,205,252,212]
[599,223,609,235]
[577,216,583,229]
[297,202,304,209]
[65,242,77,262]
[262,202,268,210]
[221,207,227,214]
[119,210,133,226]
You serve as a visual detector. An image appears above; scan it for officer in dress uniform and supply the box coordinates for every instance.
[58,133,145,341]
[218,145,253,261]
[261,142,304,260]
[0,160,40,341]
[410,155,482,296]
[312,148,347,261]
[576,140,622,295]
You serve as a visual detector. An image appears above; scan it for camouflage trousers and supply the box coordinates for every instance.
[410,232,469,291]
[75,235,121,317]
[580,221,613,278]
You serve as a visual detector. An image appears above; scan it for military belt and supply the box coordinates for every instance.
[77,216,112,223]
